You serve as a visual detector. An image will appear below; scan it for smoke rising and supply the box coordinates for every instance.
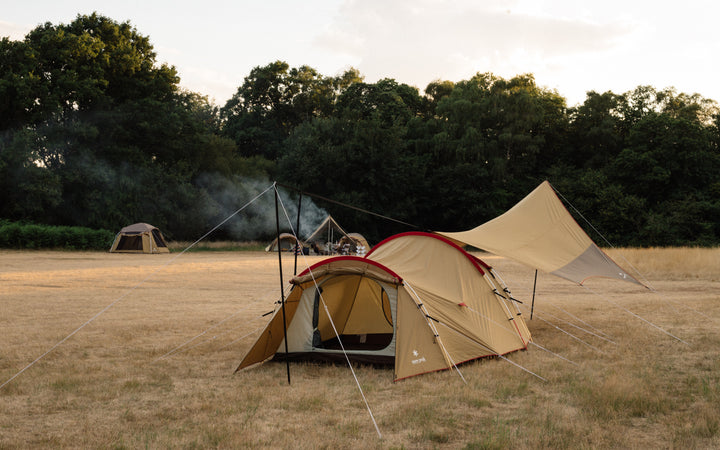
[195,174,328,241]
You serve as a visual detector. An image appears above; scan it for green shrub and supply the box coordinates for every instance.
[0,221,115,250]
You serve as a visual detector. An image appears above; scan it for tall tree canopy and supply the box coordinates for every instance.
[1,14,718,246]
[220,61,363,161]
[0,14,253,239]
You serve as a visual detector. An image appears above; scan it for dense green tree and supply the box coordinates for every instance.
[423,80,455,115]
[277,78,427,240]
[0,14,259,239]
[565,91,625,169]
[556,87,720,245]
[614,108,716,200]
[2,13,719,246]
[220,61,363,161]
[0,128,62,221]
[334,78,423,124]
[0,38,46,128]
[429,73,568,221]
[609,112,719,243]
[19,14,178,120]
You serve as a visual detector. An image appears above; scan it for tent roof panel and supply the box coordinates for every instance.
[438,181,644,286]
[303,215,349,242]
[293,255,402,285]
[119,223,159,234]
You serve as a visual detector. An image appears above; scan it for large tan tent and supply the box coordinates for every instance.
[109,223,169,254]
[237,232,530,380]
[438,181,643,286]
[367,232,531,377]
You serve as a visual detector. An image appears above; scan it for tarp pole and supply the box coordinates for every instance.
[531,270,538,320]
[294,193,302,275]
[275,187,291,384]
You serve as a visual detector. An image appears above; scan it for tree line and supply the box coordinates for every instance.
[1,14,718,246]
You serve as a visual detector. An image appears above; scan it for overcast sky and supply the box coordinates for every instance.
[2,0,719,106]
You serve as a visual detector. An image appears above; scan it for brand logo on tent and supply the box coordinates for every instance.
[411,350,426,365]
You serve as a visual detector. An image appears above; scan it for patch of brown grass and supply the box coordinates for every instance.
[605,246,720,281]
[1,248,719,448]
[167,240,266,251]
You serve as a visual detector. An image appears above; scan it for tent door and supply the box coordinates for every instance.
[117,235,143,251]
[311,275,394,351]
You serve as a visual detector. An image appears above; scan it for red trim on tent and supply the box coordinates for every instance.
[366,231,487,275]
[469,254,492,270]
[297,255,403,282]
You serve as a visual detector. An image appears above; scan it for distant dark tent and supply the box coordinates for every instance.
[109,223,169,254]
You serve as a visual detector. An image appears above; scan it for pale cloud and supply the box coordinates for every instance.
[2,0,720,106]
[315,0,634,101]
[0,20,32,40]
[177,65,239,103]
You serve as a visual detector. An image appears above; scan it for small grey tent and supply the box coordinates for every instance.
[265,233,305,253]
[337,233,370,255]
[109,223,169,254]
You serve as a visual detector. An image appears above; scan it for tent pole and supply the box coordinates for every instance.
[294,193,302,275]
[530,270,538,320]
[275,187,291,384]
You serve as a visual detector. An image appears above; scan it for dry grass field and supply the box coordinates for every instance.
[1,247,719,449]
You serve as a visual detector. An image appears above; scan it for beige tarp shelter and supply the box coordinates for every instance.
[303,215,350,254]
[438,181,643,286]
[237,232,530,381]
[264,233,304,252]
[109,223,169,254]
